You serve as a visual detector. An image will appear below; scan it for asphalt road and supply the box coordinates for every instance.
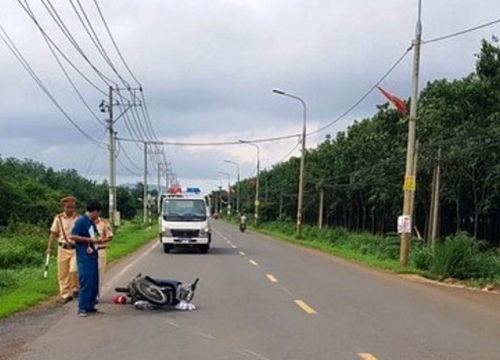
[1,221,499,360]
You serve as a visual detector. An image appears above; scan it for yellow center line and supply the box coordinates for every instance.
[266,274,278,283]
[294,300,317,314]
[239,251,246,256]
[358,353,378,360]
[249,259,259,266]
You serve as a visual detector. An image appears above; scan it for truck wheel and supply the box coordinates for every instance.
[163,244,172,253]
[199,244,209,254]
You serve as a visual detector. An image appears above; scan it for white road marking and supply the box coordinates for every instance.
[194,331,216,340]
[166,320,179,328]
[242,349,271,360]
[266,274,278,283]
[358,353,378,360]
[249,259,259,267]
[239,251,246,256]
[294,300,317,314]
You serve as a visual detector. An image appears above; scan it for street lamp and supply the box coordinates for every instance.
[239,140,260,227]
[272,88,307,238]
[217,171,231,215]
[224,159,240,214]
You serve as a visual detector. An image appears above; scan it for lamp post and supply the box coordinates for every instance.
[217,171,231,215]
[272,89,307,238]
[239,140,260,227]
[224,159,240,214]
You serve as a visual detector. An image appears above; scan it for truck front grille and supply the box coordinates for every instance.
[171,229,199,238]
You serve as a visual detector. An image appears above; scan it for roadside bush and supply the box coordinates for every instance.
[325,227,350,244]
[0,270,18,292]
[0,239,45,269]
[0,223,47,269]
[377,235,401,260]
[302,225,324,241]
[410,243,433,270]
[430,232,495,280]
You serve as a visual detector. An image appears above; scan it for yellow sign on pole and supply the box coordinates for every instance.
[403,176,416,191]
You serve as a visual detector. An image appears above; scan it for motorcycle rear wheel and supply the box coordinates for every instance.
[134,278,170,305]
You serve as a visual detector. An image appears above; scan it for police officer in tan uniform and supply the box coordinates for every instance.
[46,196,80,303]
[95,216,113,296]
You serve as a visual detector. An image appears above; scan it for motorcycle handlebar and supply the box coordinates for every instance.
[115,287,129,293]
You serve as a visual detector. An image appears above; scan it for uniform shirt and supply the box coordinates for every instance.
[50,212,79,244]
[71,214,99,259]
[95,217,113,246]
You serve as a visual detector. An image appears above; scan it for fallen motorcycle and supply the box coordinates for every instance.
[115,273,199,309]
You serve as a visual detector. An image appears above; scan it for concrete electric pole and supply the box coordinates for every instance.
[400,0,422,266]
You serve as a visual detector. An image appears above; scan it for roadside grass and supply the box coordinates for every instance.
[0,220,157,319]
[256,226,420,274]
[248,221,499,288]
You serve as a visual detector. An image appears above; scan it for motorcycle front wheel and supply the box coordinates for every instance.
[134,278,170,305]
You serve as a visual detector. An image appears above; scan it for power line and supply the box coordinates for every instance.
[23,0,117,87]
[116,140,142,171]
[310,47,412,137]
[93,0,141,85]
[117,156,142,177]
[0,23,105,148]
[71,0,131,88]
[22,2,104,126]
[15,1,107,95]
[423,17,500,45]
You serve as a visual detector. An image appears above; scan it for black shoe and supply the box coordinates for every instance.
[73,291,79,298]
[62,296,73,304]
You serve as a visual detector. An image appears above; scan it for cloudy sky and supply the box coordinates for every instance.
[1,1,499,192]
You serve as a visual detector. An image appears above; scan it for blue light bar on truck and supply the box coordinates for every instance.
[186,187,201,194]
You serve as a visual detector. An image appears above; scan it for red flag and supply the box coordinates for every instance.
[377,86,407,115]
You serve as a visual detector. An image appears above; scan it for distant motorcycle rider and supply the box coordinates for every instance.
[238,213,247,232]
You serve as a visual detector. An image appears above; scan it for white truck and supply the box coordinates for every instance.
[159,187,212,254]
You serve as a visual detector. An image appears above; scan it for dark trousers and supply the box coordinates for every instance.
[76,253,99,312]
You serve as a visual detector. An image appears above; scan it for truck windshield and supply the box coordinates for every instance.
[162,199,207,221]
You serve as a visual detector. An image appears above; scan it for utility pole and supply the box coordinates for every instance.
[255,155,260,226]
[400,0,422,266]
[224,160,240,214]
[143,142,148,224]
[101,87,141,228]
[318,185,324,229]
[157,162,165,214]
[279,192,283,219]
[430,148,441,248]
[106,86,116,227]
[238,140,261,226]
